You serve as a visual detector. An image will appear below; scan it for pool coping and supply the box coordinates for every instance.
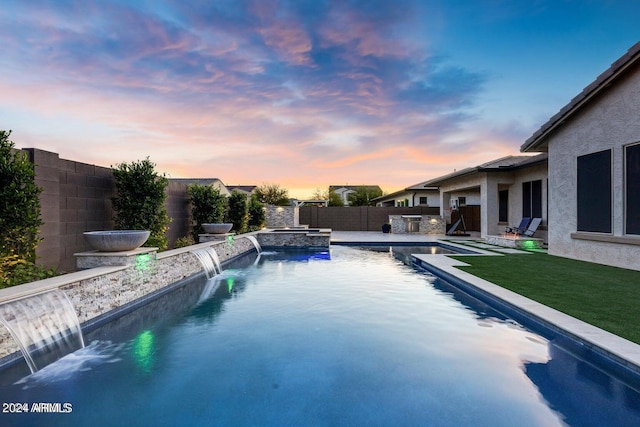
[329,231,640,375]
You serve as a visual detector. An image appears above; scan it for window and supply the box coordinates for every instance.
[498,190,508,222]
[577,150,611,233]
[522,180,542,219]
[458,197,466,206]
[419,196,428,205]
[626,143,640,235]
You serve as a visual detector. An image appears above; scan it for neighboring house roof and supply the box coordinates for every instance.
[522,41,640,152]
[420,154,548,187]
[371,184,438,203]
[329,185,383,192]
[227,185,257,193]
[169,178,225,186]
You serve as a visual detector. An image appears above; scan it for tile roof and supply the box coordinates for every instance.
[522,41,640,152]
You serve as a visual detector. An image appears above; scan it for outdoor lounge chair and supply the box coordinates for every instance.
[505,217,530,235]
[522,217,542,237]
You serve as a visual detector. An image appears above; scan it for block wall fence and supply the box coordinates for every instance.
[24,148,190,272]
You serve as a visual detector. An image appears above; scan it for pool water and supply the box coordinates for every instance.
[1,246,639,426]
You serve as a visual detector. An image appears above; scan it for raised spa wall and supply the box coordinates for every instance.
[0,235,257,361]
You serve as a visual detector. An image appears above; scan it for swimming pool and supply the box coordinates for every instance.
[1,246,639,426]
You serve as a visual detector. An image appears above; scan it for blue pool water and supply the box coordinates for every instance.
[1,246,639,426]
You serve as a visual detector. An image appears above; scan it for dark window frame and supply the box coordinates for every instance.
[577,149,612,233]
[626,143,640,235]
[498,189,509,222]
[522,180,542,219]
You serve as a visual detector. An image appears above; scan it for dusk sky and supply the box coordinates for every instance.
[1,1,638,198]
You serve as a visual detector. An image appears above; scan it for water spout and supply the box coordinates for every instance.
[246,236,262,254]
[191,247,222,279]
[0,289,85,373]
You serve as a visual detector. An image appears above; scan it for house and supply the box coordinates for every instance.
[226,185,258,197]
[329,185,383,206]
[419,154,548,237]
[521,41,640,271]
[169,178,231,196]
[372,183,440,207]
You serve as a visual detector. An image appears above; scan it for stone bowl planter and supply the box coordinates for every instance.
[83,230,150,252]
[202,223,233,234]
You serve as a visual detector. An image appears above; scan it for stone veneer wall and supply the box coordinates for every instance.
[388,215,445,234]
[257,230,330,248]
[265,205,299,228]
[0,237,255,361]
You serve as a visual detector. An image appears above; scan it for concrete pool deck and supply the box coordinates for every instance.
[330,231,640,374]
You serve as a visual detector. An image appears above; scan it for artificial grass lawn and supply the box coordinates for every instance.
[449,251,640,344]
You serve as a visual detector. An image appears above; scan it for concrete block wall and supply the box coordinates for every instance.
[22,148,191,272]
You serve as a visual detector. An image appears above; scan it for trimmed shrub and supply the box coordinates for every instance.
[187,184,227,240]
[247,193,265,231]
[111,158,171,251]
[227,190,248,233]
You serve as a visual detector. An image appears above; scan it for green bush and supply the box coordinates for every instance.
[187,184,227,240]
[1,255,57,288]
[0,130,57,288]
[227,190,249,233]
[174,235,195,248]
[111,158,171,251]
[254,183,290,206]
[247,193,265,231]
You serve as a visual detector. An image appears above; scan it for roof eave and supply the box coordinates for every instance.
[521,41,640,153]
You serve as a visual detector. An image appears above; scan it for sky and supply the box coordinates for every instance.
[1,1,638,199]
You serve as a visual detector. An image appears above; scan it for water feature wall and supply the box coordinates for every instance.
[0,236,257,363]
[257,229,331,249]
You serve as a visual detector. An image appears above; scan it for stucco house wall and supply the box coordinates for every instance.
[543,67,640,270]
[521,42,640,271]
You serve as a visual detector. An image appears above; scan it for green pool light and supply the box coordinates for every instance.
[135,253,153,272]
[133,330,155,373]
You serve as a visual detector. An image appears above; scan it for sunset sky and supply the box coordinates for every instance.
[1,1,638,199]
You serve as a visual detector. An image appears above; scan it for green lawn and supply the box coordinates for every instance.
[449,251,640,344]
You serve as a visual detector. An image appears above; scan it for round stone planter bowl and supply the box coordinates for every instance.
[83,230,151,252]
[202,223,233,234]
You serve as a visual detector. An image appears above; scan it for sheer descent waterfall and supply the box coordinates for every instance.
[246,235,262,254]
[191,247,222,279]
[0,289,85,373]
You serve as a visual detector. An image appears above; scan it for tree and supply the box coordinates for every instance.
[188,184,227,240]
[247,193,265,231]
[0,130,56,287]
[310,188,327,200]
[327,188,344,206]
[226,190,248,233]
[254,183,290,206]
[111,158,171,250]
[0,130,43,261]
[348,186,383,206]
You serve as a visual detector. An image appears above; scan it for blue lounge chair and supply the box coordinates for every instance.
[505,217,530,235]
[523,218,542,237]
